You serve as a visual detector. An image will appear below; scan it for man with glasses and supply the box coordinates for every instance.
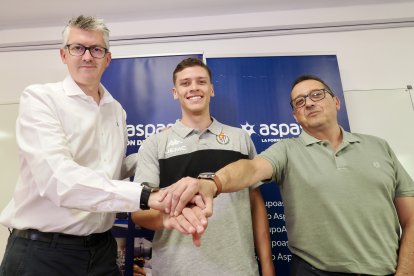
[0,15,206,276]
[164,75,414,275]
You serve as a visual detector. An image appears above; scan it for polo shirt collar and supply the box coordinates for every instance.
[299,127,361,146]
[342,129,361,144]
[171,117,223,138]
[206,117,223,136]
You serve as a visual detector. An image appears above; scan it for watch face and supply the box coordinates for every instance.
[198,172,215,179]
[141,182,160,191]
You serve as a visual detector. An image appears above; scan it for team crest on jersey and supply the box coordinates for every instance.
[216,131,230,144]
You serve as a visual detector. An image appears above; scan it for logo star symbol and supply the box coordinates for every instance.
[241,121,256,137]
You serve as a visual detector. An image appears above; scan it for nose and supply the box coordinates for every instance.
[304,96,314,107]
[82,49,94,61]
[190,81,198,91]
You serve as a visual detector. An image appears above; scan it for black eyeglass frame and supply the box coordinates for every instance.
[65,44,109,59]
[290,88,335,109]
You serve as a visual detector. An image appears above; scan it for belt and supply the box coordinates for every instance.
[292,254,394,276]
[12,229,110,247]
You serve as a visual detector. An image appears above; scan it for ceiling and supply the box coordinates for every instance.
[2,0,414,30]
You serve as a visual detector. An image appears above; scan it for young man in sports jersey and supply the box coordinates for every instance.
[132,58,274,276]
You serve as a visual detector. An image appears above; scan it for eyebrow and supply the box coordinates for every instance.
[179,76,208,81]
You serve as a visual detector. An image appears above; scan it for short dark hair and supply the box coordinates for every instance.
[291,75,334,95]
[173,58,212,84]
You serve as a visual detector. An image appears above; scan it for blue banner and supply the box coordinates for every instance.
[102,54,348,275]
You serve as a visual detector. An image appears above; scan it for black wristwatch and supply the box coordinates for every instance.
[139,182,159,210]
[197,172,223,198]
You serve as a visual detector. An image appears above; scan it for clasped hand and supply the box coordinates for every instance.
[147,177,216,246]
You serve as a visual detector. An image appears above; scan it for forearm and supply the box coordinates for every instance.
[164,157,273,217]
[256,230,275,276]
[250,189,275,276]
[131,210,163,231]
[121,153,138,179]
[395,223,414,275]
[216,157,272,193]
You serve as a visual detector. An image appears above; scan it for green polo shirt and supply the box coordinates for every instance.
[260,129,414,274]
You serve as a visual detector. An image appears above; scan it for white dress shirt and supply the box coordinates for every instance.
[0,76,143,235]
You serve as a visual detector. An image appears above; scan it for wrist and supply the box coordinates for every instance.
[198,179,217,197]
[147,192,157,210]
[140,182,159,210]
[197,172,222,197]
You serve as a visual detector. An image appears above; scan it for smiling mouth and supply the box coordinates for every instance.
[187,95,203,101]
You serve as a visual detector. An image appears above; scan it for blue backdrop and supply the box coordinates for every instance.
[102,54,349,275]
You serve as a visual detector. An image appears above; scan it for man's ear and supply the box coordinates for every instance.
[60,48,67,64]
[335,96,341,111]
[172,87,178,100]
[105,52,112,68]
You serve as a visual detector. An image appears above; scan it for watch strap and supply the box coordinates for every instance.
[198,173,223,198]
[212,175,223,197]
[140,184,151,210]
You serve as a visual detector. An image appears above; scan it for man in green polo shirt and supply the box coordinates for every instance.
[164,75,414,275]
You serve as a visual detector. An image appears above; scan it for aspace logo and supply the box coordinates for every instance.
[126,121,302,146]
[240,121,301,142]
[126,123,174,146]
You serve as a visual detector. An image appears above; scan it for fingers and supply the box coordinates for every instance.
[163,214,190,234]
[160,187,174,214]
[133,264,146,276]
[170,180,191,216]
[163,206,208,239]
[191,194,206,209]
[171,177,200,216]
[192,232,202,247]
[182,206,207,233]
[156,177,214,218]
[156,180,187,215]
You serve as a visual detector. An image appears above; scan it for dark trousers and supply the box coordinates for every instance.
[0,229,121,276]
[290,254,394,276]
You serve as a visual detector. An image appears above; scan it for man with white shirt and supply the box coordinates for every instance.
[0,15,206,276]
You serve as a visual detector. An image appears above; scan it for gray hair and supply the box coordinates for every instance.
[62,15,110,49]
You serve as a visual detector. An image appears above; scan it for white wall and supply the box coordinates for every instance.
[0,104,19,261]
[1,3,413,260]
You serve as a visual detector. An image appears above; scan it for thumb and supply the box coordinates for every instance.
[202,195,213,218]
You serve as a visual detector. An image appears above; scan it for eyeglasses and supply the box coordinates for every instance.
[65,44,108,59]
[290,89,334,109]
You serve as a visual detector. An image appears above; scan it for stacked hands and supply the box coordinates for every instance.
[147,177,217,247]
